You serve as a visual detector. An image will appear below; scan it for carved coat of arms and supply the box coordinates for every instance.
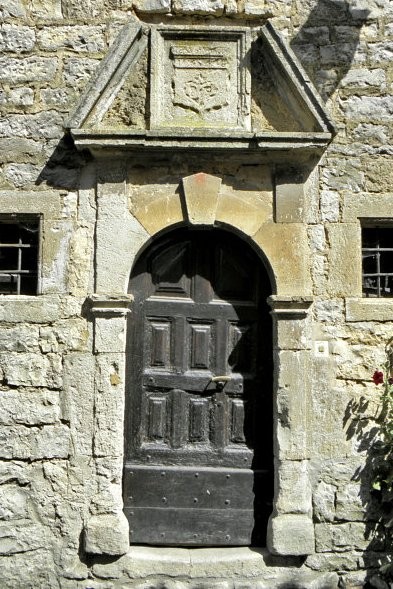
[170,47,229,115]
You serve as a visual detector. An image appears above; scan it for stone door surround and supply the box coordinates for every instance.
[84,168,316,560]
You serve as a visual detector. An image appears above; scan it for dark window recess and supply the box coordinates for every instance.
[362,227,393,297]
[0,217,40,295]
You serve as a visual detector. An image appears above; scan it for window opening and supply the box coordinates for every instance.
[0,216,40,295]
[362,226,393,297]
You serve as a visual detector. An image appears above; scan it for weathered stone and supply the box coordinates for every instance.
[364,157,393,193]
[28,0,62,18]
[341,68,386,89]
[172,0,225,14]
[321,159,364,194]
[313,481,336,523]
[133,0,171,12]
[0,25,35,53]
[343,192,393,222]
[0,57,58,84]
[40,88,75,109]
[253,223,312,296]
[0,352,62,388]
[352,123,388,144]
[243,0,269,17]
[0,0,25,19]
[0,390,61,426]
[84,513,129,556]
[326,224,362,297]
[294,26,329,45]
[314,299,344,323]
[0,325,38,352]
[346,298,393,322]
[275,460,312,514]
[4,163,42,188]
[275,174,305,223]
[0,424,70,459]
[315,522,372,553]
[37,26,106,53]
[0,486,28,521]
[0,549,58,588]
[5,87,34,107]
[93,354,125,457]
[63,58,100,87]
[62,353,95,455]
[306,553,358,572]
[182,173,221,225]
[94,316,127,354]
[369,41,393,63]
[320,190,340,222]
[339,571,368,589]
[268,514,315,556]
[0,112,63,140]
[335,484,366,522]
[275,314,312,350]
[340,96,393,122]
[0,522,48,554]
[216,185,272,236]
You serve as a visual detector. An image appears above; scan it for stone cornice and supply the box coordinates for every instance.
[70,129,332,156]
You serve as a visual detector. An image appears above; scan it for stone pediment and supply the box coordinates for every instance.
[67,20,335,154]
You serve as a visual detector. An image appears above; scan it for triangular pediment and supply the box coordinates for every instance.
[67,20,335,153]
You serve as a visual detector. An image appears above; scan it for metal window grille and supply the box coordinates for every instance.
[0,216,40,295]
[362,227,393,297]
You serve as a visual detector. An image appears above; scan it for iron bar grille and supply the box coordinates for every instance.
[362,227,393,297]
[0,216,40,295]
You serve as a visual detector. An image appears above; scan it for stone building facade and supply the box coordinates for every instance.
[0,0,392,587]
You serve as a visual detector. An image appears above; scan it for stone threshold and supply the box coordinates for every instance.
[91,546,339,587]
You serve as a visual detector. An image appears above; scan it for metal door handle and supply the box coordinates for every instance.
[211,375,231,391]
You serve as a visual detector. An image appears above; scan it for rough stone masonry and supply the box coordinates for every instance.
[0,0,393,587]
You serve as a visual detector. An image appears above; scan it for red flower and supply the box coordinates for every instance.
[372,370,384,385]
[389,378,393,385]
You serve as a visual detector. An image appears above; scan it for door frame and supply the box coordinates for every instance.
[88,167,315,558]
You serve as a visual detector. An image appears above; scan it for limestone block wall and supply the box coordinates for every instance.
[0,1,393,588]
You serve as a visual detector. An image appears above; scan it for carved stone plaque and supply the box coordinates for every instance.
[151,27,251,131]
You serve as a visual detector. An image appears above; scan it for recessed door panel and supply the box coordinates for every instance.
[125,228,273,546]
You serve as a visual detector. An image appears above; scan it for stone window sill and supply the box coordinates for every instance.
[346,297,393,322]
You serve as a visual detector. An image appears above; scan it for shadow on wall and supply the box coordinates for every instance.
[290,0,370,100]
[35,135,91,190]
[344,393,393,588]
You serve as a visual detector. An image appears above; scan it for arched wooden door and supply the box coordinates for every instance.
[124,228,273,546]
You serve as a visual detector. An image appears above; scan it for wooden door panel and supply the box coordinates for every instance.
[147,319,172,369]
[125,229,273,546]
[151,242,191,297]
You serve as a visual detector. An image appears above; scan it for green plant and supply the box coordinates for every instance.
[372,338,393,581]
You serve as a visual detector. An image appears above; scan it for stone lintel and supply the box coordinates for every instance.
[89,294,133,317]
[268,296,313,318]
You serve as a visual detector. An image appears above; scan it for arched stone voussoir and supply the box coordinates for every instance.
[252,222,312,296]
[182,172,222,226]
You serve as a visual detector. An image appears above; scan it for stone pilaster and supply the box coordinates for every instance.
[267,296,315,556]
